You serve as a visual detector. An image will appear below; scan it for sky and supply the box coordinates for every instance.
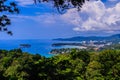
[0,0,120,39]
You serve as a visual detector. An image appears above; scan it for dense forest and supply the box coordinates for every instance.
[0,49,120,80]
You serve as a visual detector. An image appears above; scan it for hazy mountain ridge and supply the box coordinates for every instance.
[54,34,120,41]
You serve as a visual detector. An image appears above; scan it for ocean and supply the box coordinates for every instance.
[0,39,55,57]
[0,39,82,57]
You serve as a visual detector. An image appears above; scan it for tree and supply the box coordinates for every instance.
[34,0,89,13]
[0,0,19,35]
[86,61,104,80]
[0,0,88,35]
[98,50,120,79]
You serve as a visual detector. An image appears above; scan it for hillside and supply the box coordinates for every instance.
[54,34,120,41]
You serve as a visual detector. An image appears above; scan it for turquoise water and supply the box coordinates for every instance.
[0,39,82,57]
[0,39,58,57]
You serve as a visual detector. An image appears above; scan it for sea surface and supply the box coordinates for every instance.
[0,39,79,57]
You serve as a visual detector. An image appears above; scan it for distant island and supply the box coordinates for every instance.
[20,44,31,48]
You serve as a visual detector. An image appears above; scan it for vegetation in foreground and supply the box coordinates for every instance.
[0,49,120,80]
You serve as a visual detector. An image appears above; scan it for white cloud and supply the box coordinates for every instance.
[9,0,120,35]
[15,0,34,6]
[108,0,118,2]
[9,13,64,27]
[61,0,120,33]
[10,14,55,24]
[14,0,53,7]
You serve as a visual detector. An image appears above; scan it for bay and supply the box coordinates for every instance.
[0,39,82,57]
[0,39,56,57]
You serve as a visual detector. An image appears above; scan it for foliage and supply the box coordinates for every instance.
[34,0,89,13]
[0,49,120,80]
[0,0,19,35]
[0,0,88,35]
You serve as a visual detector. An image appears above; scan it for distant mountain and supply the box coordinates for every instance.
[54,34,120,41]
[111,34,120,38]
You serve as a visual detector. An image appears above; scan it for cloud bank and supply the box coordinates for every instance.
[11,0,120,35]
[61,0,120,33]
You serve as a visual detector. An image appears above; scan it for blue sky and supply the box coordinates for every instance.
[0,0,120,39]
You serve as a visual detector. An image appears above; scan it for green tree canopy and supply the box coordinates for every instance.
[0,0,19,35]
